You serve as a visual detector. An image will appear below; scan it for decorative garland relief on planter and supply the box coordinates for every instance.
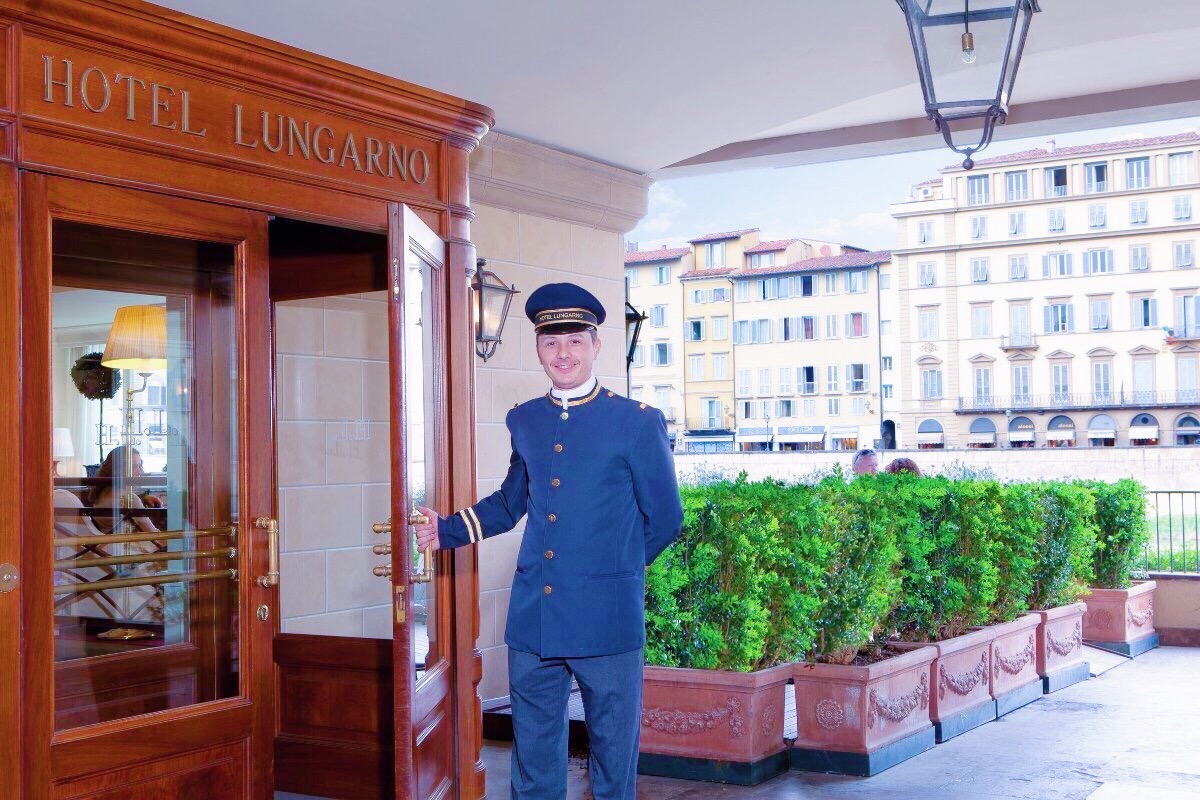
[760,702,778,737]
[993,634,1036,678]
[1047,622,1082,657]
[815,699,845,731]
[1127,602,1153,628]
[642,698,744,739]
[867,673,929,729]
[939,651,989,700]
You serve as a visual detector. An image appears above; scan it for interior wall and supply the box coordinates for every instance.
[274,291,394,637]
[469,134,652,705]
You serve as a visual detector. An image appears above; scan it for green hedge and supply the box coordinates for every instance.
[644,472,1146,672]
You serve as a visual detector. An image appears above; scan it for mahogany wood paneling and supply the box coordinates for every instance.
[22,176,264,800]
[54,644,200,731]
[445,142,488,798]
[52,741,245,800]
[0,159,22,800]
[5,2,493,797]
[273,634,393,800]
[20,127,392,232]
[21,33,444,201]
[388,203,418,796]
[268,218,387,302]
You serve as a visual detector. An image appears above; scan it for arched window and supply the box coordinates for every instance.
[1087,414,1117,447]
[1047,415,1076,448]
[968,417,997,448]
[1008,415,1035,448]
[1177,414,1200,446]
[1130,413,1160,446]
[916,418,944,450]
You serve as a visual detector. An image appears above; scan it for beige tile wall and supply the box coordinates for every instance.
[275,292,393,637]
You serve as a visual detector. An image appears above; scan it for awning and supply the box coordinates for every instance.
[968,433,996,444]
[683,434,733,443]
[1086,429,1116,439]
[916,432,944,445]
[776,432,826,443]
[736,434,774,444]
[1046,430,1075,441]
[1129,426,1159,439]
[1008,430,1035,442]
[829,427,859,439]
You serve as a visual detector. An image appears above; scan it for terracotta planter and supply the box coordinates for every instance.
[1082,580,1159,657]
[638,663,792,785]
[790,646,936,776]
[894,627,997,743]
[988,613,1043,716]
[1033,602,1090,693]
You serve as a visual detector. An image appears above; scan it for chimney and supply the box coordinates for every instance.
[1045,139,1056,153]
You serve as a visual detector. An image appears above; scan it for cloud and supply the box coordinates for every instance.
[631,184,687,242]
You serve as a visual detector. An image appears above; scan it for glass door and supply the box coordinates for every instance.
[23,174,273,798]
[387,204,456,800]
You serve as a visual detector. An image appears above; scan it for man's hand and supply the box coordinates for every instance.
[413,506,441,552]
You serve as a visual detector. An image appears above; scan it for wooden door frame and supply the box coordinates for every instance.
[18,173,272,799]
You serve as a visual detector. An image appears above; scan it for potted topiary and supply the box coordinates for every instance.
[789,472,936,777]
[1080,479,1156,657]
[1026,482,1096,694]
[885,476,1014,741]
[640,476,829,785]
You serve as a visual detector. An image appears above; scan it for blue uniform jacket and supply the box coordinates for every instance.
[438,385,683,658]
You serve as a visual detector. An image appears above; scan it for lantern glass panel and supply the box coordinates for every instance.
[917,0,1020,116]
[479,284,510,342]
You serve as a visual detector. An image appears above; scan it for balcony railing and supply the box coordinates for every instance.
[1141,491,1200,573]
[686,416,731,432]
[1047,185,1068,197]
[1000,333,1038,350]
[958,389,1200,412]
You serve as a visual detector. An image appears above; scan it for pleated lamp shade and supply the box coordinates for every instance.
[102,305,168,371]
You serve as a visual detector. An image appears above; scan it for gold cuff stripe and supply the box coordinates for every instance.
[458,509,480,544]
[465,507,484,543]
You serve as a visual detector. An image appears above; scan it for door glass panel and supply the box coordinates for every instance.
[403,246,438,676]
[274,291,392,638]
[51,221,239,731]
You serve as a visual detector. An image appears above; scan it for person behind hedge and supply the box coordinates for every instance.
[883,457,923,476]
[851,447,879,475]
[412,282,683,800]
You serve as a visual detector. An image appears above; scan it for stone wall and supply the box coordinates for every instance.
[674,446,1198,491]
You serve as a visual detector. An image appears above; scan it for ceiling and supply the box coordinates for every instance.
[155,0,1200,176]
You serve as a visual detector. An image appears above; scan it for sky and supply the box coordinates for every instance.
[628,116,1200,254]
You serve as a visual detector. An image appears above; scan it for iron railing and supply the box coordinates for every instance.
[1141,491,1200,573]
[999,333,1038,349]
[958,389,1200,412]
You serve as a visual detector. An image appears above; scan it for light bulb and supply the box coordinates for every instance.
[961,31,976,63]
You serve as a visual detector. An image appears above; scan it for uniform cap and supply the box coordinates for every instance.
[525,283,606,333]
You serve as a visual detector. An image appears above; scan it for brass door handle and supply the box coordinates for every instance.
[409,503,433,584]
[254,517,279,588]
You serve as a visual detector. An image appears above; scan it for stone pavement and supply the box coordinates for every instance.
[479,646,1200,799]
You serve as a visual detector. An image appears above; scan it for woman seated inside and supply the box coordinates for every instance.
[86,446,162,534]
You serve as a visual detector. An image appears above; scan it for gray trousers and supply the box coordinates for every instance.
[507,647,644,800]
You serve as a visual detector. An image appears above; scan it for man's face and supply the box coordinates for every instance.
[536,329,601,391]
[853,454,878,475]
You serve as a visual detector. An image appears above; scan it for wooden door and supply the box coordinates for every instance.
[388,204,458,800]
[20,174,274,799]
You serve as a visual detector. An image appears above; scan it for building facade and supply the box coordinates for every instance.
[627,230,893,453]
[891,132,1200,449]
[625,245,691,445]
